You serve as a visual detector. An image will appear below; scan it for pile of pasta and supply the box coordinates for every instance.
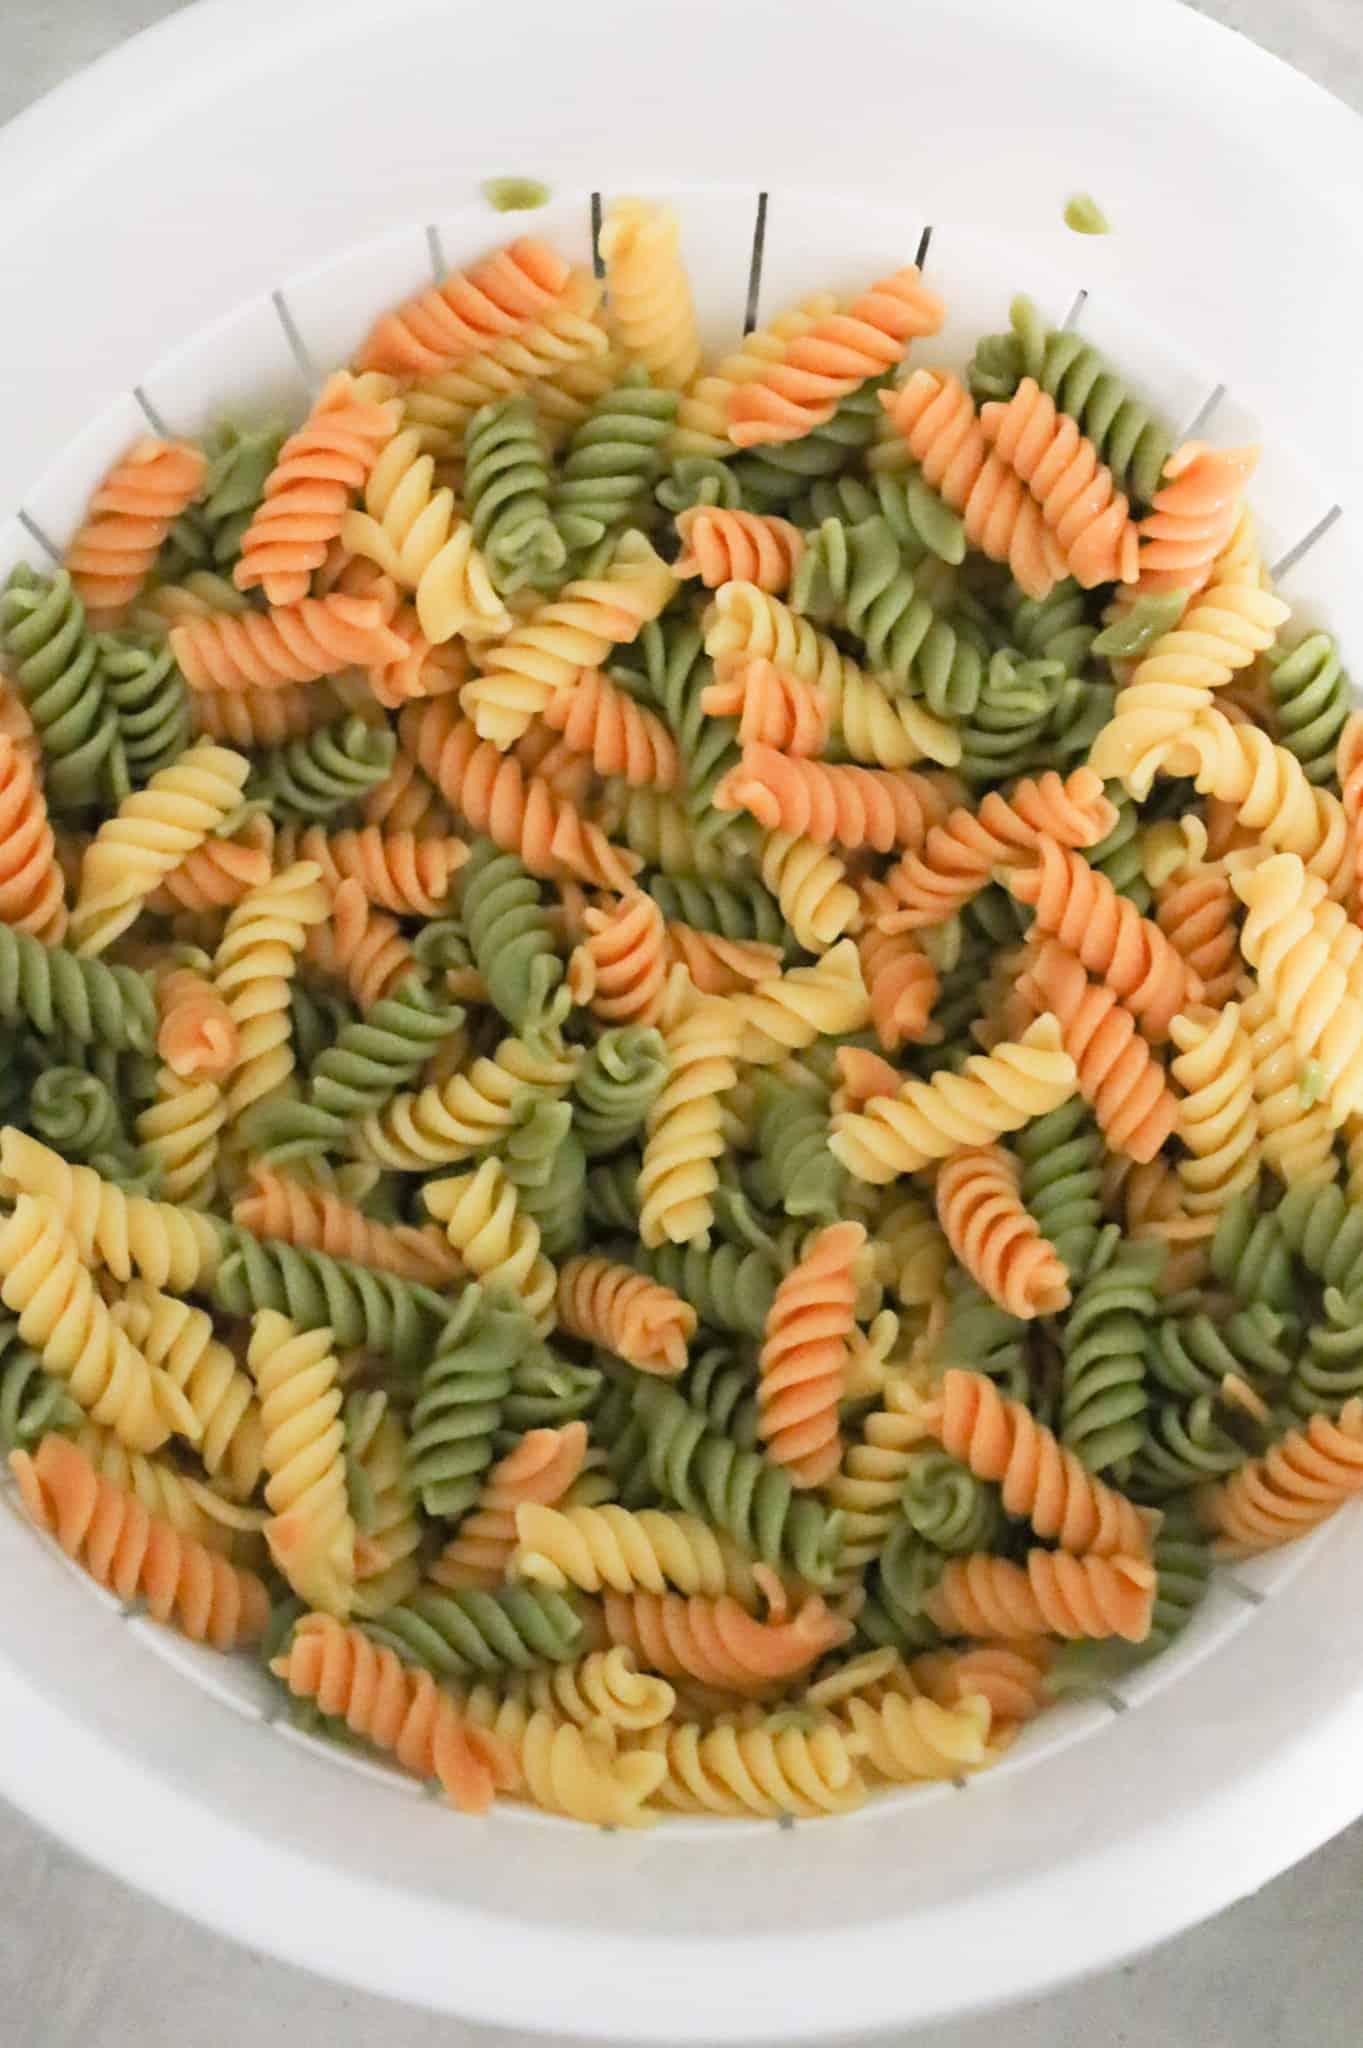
[2,198,1361,1830]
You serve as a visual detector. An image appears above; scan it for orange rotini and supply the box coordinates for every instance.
[922,1549,1156,1643]
[714,745,950,854]
[700,658,831,755]
[856,879,940,1050]
[356,234,576,378]
[934,1144,1071,1319]
[12,1434,269,1650]
[979,377,1138,587]
[555,1255,695,1375]
[600,1589,851,1692]
[758,1219,863,1488]
[430,1423,589,1591]
[0,731,66,942]
[65,436,207,626]
[541,668,679,788]
[233,1170,463,1286]
[170,592,406,692]
[1014,941,1179,1163]
[1197,1399,1363,1555]
[674,508,806,590]
[1126,441,1261,600]
[570,890,668,1026]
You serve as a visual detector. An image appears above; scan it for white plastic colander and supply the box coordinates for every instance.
[3,0,1363,2036]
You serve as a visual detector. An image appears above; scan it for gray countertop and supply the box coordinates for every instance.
[3,2,1362,2043]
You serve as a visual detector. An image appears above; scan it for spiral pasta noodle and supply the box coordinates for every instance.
[757,1219,862,1488]
[935,1144,1071,1319]
[12,1433,269,1649]
[423,1157,556,1333]
[170,592,406,693]
[880,372,1065,599]
[353,1023,578,1169]
[1125,441,1260,600]
[922,1548,1156,1643]
[700,658,831,756]
[1167,1003,1258,1214]
[1232,852,1363,1122]
[0,732,66,943]
[541,667,679,787]
[731,940,870,1066]
[556,1254,695,1374]
[830,1012,1076,1183]
[639,980,739,1248]
[1014,942,1178,1162]
[212,861,331,1131]
[70,742,250,956]
[0,1128,222,1290]
[356,234,574,376]
[1197,1399,1363,1555]
[66,437,208,626]
[246,1308,354,1614]
[1172,707,1352,898]
[597,197,702,392]
[978,377,1138,587]
[727,266,944,447]
[0,566,123,811]
[1237,978,1336,1185]
[275,821,468,917]
[430,1423,588,1590]
[600,1588,850,1692]
[640,1716,867,1818]
[233,1169,461,1286]
[716,745,950,854]
[460,529,677,748]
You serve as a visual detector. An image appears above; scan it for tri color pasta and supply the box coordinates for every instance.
[0,198,1360,1826]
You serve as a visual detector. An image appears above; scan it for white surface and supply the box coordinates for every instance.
[3,0,1363,2042]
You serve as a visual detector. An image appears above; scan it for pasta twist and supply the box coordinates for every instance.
[342,1392,421,1615]
[191,682,345,751]
[757,830,858,951]
[70,742,250,955]
[144,814,274,917]
[357,234,574,376]
[247,1308,354,1615]
[274,822,468,917]
[212,861,331,1130]
[570,1025,668,1159]
[12,1433,269,1649]
[136,1069,223,1208]
[542,668,679,787]
[1001,838,1199,1039]
[639,981,740,1248]
[545,362,675,552]
[512,1501,752,1599]
[0,566,123,811]
[423,1157,557,1333]
[0,1129,222,1290]
[1125,441,1260,600]
[341,426,508,643]
[979,377,1137,587]
[757,1219,863,1487]
[639,1717,867,1818]
[405,1287,529,1518]
[247,717,396,823]
[828,1376,939,1575]
[879,372,1065,600]
[699,659,830,756]
[669,292,836,458]
[855,891,939,1050]
[304,879,412,1011]
[923,1549,1156,1643]
[0,1195,195,1452]
[935,1144,1071,1319]
[830,1013,1077,1183]
[789,514,983,714]
[0,921,155,1049]
[881,767,1118,931]
[271,1614,517,1811]
[1167,1004,1258,1213]
[97,631,193,782]
[1269,630,1351,787]
[399,272,610,453]
[110,1280,262,1497]
[365,1582,586,1680]
[456,1687,664,1826]
[598,197,701,391]
[155,967,237,1081]
[66,1422,262,1558]
[1013,942,1178,1163]
[926,1367,1152,1556]
[431,1423,589,1589]
[674,508,805,591]
[353,1023,578,1170]
[556,1255,695,1374]
[462,396,564,589]
[703,582,959,769]
[461,529,677,748]
[1238,978,1337,1185]
[727,266,944,447]
[212,1232,443,1368]
[66,437,208,626]
[1197,1399,1363,1554]
[1232,852,1363,1122]
[600,1589,850,1692]
[632,1378,843,1585]
[570,891,667,1026]
[731,940,871,1066]
[716,745,950,854]
[1177,707,1351,895]
[401,698,638,889]
[459,838,563,1033]
[753,1074,847,1222]
[234,374,400,605]
[838,1691,996,1783]
[170,592,406,694]
[0,733,65,942]
[233,1170,461,1286]
[969,295,1172,504]
[503,1646,675,1733]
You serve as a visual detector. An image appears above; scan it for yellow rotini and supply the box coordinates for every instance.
[758,829,859,950]
[1179,708,1352,897]
[730,939,872,1066]
[423,1156,557,1332]
[111,1279,263,1497]
[638,973,739,1247]
[511,1502,757,1601]
[597,196,702,392]
[504,1648,676,1732]
[1167,1003,1259,1213]
[1236,978,1337,1185]
[637,1715,868,1819]
[0,1194,198,1452]
[0,1129,222,1289]
[835,1689,997,1784]
[212,860,331,1133]
[136,1068,224,1208]
[69,1421,265,1561]
[830,1013,1077,1182]
[670,293,839,459]
[1232,852,1363,1122]
[70,744,251,956]
[351,1022,579,1169]
[828,1373,938,1576]
[346,1390,423,1616]
[455,1683,667,1826]
[246,1309,355,1617]
[341,428,510,644]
